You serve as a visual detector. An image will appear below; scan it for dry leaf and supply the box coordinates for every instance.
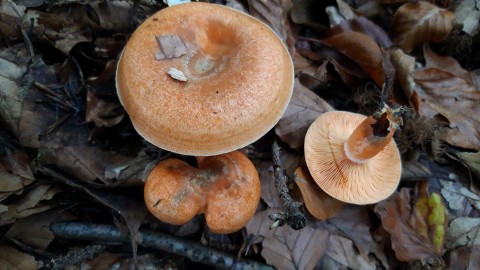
[446,217,480,249]
[326,16,393,48]
[414,68,480,150]
[0,244,40,270]
[317,234,377,270]
[155,35,187,60]
[294,166,344,220]
[321,31,385,86]
[457,151,480,178]
[86,90,124,127]
[401,160,432,180]
[392,1,455,52]
[275,79,333,149]
[246,209,329,270]
[5,209,71,250]
[440,180,479,213]
[454,0,480,36]
[445,245,480,270]
[374,185,447,263]
[423,45,479,88]
[390,48,418,110]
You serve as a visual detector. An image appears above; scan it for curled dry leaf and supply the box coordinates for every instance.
[86,90,124,127]
[374,183,447,263]
[390,48,418,109]
[275,79,333,149]
[321,31,385,86]
[456,151,480,178]
[294,166,344,220]
[392,1,455,52]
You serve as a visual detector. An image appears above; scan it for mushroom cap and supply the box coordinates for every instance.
[116,2,294,156]
[304,111,401,205]
[144,150,260,234]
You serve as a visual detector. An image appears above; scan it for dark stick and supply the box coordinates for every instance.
[51,222,274,270]
[268,141,306,230]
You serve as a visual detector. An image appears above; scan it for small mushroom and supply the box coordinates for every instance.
[116,2,294,156]
[144,151,260,234]
[304,106,402,205]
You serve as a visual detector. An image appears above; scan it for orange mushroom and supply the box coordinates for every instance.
[116,2,294,156]
[144,150,260,234]
[304,105,402,205]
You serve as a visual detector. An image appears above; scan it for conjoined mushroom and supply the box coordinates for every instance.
[116,3,294,232]
[144,151,260,234]
[304,105,402,205]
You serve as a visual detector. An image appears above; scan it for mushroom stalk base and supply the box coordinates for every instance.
[344,106,400,163]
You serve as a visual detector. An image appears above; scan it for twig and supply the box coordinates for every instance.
[51,222,275,270]
[268,141,306,230]
[50,244,105,270]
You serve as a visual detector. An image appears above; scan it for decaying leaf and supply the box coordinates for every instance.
[0,244,40,270]
[374,184,447,263]
[246,209,329,270]
[392,1,455,52]
[446,217,480,249]
[293,166,344,220]
[321,31,385,86]
[275,79,333,149]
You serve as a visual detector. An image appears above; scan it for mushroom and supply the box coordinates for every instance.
[144,150,260,234]
[304,105,402,205]
[116,2,294,156]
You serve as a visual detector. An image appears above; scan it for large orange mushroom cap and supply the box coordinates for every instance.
[116,2,294,156]
[304,111,401,205]
[144,150,260,234]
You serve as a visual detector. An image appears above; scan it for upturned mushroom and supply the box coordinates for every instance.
[144,151,260,234]
[304,105,402,205]
[116,2,294,156]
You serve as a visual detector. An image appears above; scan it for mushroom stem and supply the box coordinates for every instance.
[344,105,402,163]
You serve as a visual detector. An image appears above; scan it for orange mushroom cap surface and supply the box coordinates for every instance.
[144,150,260,234]
[304,111,401,205]
[116,2,294,156]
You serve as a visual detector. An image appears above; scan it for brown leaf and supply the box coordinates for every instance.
[414,68,480,150]
[0,162,33,195]
[392,1,455,52]
[321,31,385,86]
[246,208,329,270]
[327,205,388,267]
[317,234,378,270]
[374,186,447,263]
[275,79,333,149]
[424,45,479,88]
[86,90,124,127]
[293,166,344,220]
[326,16,393,48]
[0,244,39,270]
[5,209,72,250]
[390,48,418,110]
[457,151,480,178]
[445,245,480,270]
[248,0,295,53]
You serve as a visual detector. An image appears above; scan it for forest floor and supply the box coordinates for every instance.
[1,0,479,269]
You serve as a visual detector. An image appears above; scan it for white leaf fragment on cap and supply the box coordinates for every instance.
[155,35,187,60]
[168,67,187,82]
